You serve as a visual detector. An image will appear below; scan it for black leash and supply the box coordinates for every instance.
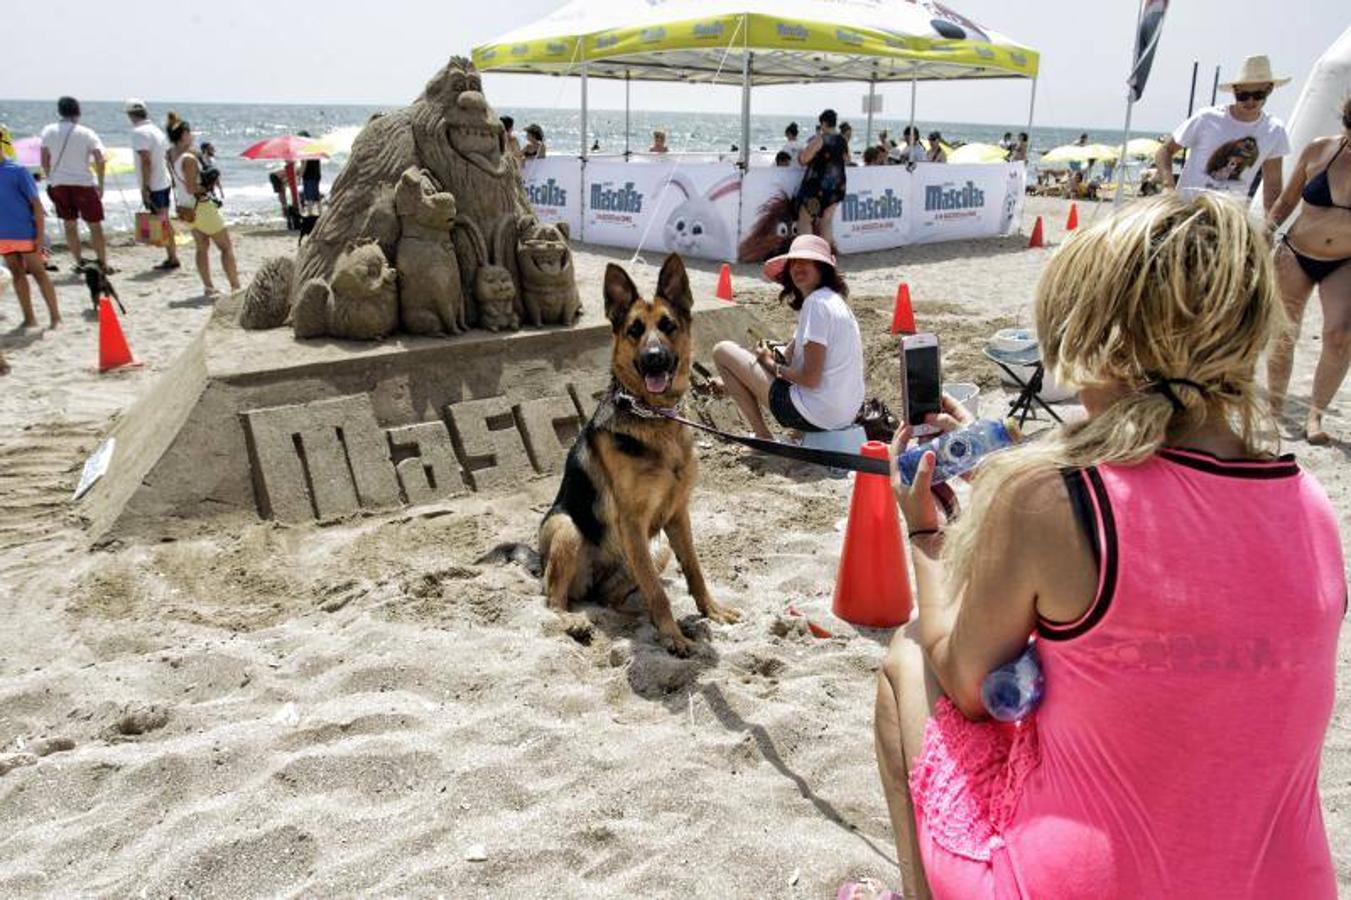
[612,390,892,476]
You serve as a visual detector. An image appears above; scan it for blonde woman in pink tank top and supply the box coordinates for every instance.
[869,193,1345,900]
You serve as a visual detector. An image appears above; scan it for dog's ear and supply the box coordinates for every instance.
[656,253,692,319]
[555,221,570,241]
[603,263,639,329]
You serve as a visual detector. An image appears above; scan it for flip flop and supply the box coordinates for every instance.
[152,259,181,270]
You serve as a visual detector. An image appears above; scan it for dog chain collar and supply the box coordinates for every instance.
[609,386,685,420]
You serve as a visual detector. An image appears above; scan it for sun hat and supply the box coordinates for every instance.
[0,124,13,160]
[1218,55,1291,91]
[124,98,148,114]
[763,234,837,281]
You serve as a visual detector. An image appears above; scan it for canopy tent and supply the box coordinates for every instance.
[473,0,1039,163]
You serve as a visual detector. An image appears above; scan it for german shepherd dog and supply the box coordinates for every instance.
[539,253,740,656]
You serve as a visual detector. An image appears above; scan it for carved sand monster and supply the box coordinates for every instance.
[497,217,581,326]
[237,56,580,339]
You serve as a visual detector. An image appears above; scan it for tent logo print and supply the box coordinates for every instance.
[975,46,995,60]
[591,181,644,213]
[924,181,986,211]
[546,42,568,56]
[527,179,568,209]
[596,33,620,49]
[480,49,497,61]
[641,27,667,43]
[693,21,725,39]
[1010,52,1028,66]
[511,44,529,57]
[842,189,904,222]
[836,29,864,46]
[776,23,809,40]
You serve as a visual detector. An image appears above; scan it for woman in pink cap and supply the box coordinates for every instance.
[712,234,864,438]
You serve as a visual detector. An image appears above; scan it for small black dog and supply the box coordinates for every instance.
[80,261,125,315]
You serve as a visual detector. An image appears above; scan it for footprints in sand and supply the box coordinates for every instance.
[0,420,94,577]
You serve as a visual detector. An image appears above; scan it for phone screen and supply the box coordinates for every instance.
[905,343,942,427]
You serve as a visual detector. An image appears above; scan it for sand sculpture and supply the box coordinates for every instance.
[238,56,580,338]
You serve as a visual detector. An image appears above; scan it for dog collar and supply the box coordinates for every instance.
[609,386,684,420]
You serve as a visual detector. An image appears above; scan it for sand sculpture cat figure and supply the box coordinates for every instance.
[237,56,578,339]
[292,243,399,340]
[475,266,519,333]
[394,167,464,335]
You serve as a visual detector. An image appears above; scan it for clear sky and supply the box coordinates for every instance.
[3,1,1342,132]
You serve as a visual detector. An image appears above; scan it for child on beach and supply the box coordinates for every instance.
[871,193,1344,899]
[0,125,62,332]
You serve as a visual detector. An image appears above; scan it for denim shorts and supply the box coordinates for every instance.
[768,378,823,432]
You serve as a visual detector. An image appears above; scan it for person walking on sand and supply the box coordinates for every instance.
[869,193,1343,900]
[0,126,62,329]
[1155,54,1291,212]
[125,99,180,272]
[1264,96,1351,445]
[712,234,863,439]
[795,109,849,247]
[167,113,239,297]
[39,96,110,272]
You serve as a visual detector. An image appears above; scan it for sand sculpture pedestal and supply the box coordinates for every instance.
[80,290,761,544]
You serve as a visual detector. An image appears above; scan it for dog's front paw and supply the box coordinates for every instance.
[702,600,742,625]
[660,629,691,657]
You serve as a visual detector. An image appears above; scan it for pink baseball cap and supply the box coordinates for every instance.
[763,234,837,281]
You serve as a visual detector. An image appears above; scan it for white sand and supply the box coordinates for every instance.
[0,198,1346,896]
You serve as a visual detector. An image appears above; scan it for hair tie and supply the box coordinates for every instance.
[1147,376,1207,413]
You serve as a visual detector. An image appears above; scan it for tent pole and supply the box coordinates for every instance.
[624,70,631,159]
[865,76,876,148]
[908,70,917,138]
[740,47,752,170]
[1025,75,1037,137]
[581,61,589,160]
[1113,0,1146,207]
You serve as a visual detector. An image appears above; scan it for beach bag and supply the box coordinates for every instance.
[135,210,171,247]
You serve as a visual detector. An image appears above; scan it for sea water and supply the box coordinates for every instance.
[1,98,1123,235]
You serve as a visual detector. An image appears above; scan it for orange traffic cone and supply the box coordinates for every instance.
[98,296,135,371]
[1027,215,1045,248]
[715,263,734,302]
[889,282,915,335]
[832,440,912,628]
[1066,203,1079,231]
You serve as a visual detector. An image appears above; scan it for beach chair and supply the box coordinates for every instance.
[984,343,1065,429]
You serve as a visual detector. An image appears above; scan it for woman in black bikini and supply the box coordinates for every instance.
[1266,97,1351,444]
[795,109,849,249]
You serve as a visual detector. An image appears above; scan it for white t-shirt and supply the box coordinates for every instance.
[782,139,803,165]
[39,121,105,187]
[790,287,865,430]
[130,121,172,192]
[1173,105,1290,200]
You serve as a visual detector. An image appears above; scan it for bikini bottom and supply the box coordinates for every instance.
[1283,235,1350,283]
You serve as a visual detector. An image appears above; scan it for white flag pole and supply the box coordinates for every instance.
[1113,0,1147,207]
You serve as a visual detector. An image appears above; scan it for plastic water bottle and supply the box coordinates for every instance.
[981,644,1044,722]
[896,417,1020,485]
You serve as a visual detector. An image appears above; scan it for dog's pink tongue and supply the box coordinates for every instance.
[644,372,671,394]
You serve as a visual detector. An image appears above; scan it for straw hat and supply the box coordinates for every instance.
[1218,55,1291,91]
[763,234,837,281]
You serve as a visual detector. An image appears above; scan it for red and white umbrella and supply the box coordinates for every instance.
[239,135,329,162]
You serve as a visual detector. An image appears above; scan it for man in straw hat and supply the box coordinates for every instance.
[1155,54,1292,211]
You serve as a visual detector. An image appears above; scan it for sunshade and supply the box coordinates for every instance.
[1125,137,1161,158]
[240,135,329,162]
[100,147,135,176]
[1039,142,1121,164]
[310,126,361,157]
[11,136,41,169]
[947,142,1008,164]
[474,0,1039,85]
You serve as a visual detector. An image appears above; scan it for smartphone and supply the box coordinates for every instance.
[902,333,942,436]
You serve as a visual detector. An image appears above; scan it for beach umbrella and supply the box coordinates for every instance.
[1040,142,1121,164]
[12,136,41,169]
[948,142,1009,164]
[311,125,361,157]
[1125,137,1162,158]
[99,147,136,176]
[239,135,329,162]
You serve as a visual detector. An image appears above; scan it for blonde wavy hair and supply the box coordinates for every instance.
[944,192,1285,594]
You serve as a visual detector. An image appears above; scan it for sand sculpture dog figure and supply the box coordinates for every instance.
[292,242,399,340]
[538,254,741,656]
[495,215,581,326]
[394,166,464,335]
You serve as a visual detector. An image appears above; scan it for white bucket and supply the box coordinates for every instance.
[989,328,1078,404]
[943,382,981,419]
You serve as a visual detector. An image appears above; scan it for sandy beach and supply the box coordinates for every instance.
[0,195,1346,897]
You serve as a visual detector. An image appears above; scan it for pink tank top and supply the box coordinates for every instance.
[1000,449,1346,897]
